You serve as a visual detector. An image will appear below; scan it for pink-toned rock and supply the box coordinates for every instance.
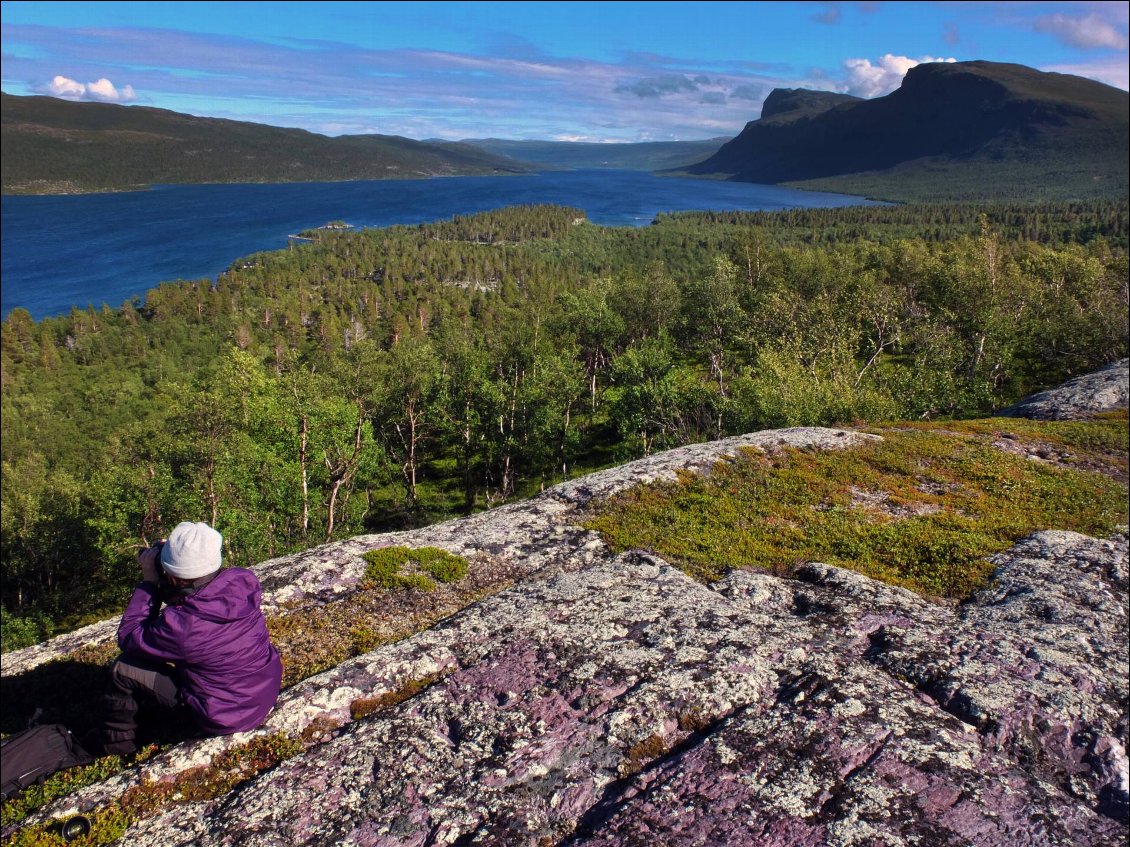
[2,425,1126,847]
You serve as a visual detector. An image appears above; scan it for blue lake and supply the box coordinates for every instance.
[2,170,886,321]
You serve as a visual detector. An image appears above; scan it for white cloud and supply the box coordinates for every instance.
[84,77,136,102]
[35,75,137,102]
[1034,13,1128,51]
[42,75,85,98]
[842,54,956,98]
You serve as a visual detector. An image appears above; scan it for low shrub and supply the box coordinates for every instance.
[6,733,302,847]
[585,419,1128,599]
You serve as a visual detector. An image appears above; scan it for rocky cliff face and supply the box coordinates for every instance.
[757,89,861,122]
[2,383,1128,845]
[688,60,1129,188]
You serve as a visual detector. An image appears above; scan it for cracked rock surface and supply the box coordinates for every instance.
[117,534,1130,847]
[2,425,1127,846]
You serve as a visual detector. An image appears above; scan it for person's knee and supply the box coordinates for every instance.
[110,657,180,709]
[110,657,158,695]
[109,658,136,693]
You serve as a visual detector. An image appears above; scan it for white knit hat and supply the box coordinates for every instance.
[160,521,223,580]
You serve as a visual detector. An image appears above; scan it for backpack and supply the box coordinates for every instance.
[1,724,92,801]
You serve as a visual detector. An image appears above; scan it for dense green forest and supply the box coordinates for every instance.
[2,200,1127,649]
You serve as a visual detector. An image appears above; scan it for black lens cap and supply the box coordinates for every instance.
[60,815,91,841]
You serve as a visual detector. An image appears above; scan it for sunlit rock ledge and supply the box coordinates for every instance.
[3,398,1127,844]
[2,427,875,677]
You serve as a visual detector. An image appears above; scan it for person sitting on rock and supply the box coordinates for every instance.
[95,521,283,756]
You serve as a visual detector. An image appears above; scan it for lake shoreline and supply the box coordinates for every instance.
[2,170,888,321]
[1,168,538,197]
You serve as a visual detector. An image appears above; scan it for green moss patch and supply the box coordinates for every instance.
[6,733,302,847]
[905,410,1129,463]
[169,732,302,802]
[362,546,469,592]
[585,420,1128,599]
[265,547,469,684]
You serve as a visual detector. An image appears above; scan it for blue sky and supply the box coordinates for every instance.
[2,1,1127,141]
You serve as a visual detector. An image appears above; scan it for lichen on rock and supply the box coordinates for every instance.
[998,358,1129,420]
[1,419,1126,846]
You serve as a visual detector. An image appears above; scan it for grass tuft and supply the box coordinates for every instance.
[350,673,447,720]
[619,734,669,777]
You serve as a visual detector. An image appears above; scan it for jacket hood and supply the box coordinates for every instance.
[177,568,263,624]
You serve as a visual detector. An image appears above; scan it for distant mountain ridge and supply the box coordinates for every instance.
[462,137,729,172]
[688,61,1129,201]
[4,60,1125,201]
[0,93,532,194]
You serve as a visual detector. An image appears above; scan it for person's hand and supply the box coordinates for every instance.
[138,543,164,585]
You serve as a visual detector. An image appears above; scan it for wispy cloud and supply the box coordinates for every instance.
[1033,12,1128,50]
[811,1,879,24]
[4,22,841,139]
[812,3,842,25]
[4,4,1126,144]
[614,74,700,99]
[730,84,766,101]
[1042,55,1130,90]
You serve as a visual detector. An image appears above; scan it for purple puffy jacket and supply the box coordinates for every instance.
[117,568,283,735]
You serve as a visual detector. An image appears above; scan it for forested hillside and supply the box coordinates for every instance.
[0,93,531,194]
[2,201,1127,648]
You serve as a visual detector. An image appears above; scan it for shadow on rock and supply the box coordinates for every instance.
[1,659,114,736]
